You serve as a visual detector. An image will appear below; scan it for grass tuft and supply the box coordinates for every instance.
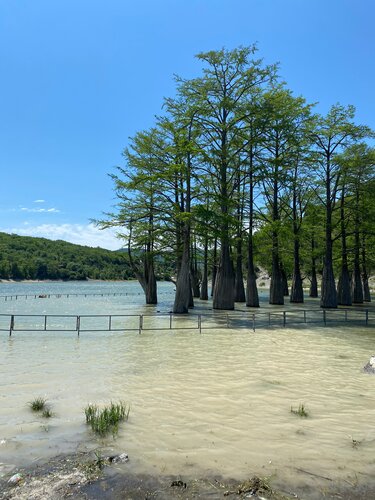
[84,401,130,437]
[29,397,47,412]
[42,407,53,418]
[290,403,309,417]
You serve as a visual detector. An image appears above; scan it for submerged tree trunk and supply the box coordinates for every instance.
[190,251,200,298]
[352,188,363,303]
[320,165,337,308]
[321,234,337,308]
[309,237,318,298]
[129,253,157,304]
[290,240,304,302]
[246,156,259,307]
[362,235,371,302]
[337,266,352,306]
[270,231,284,305]
[213,242,235,309]
[213,149,235,309]
[127,224,157,305]
[234,240,246,302]
[200,236,208,300]
[211,238,218,297]
[290,165,303,303]
[281,263,289,297]
[337,189,352,306]
[246,234,259,307]
[173,231,191,313]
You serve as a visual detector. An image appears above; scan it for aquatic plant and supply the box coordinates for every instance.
[290,403,309,417]
[84,401,130,436]
[29,397,47,412]
[84,404,98,423]
[42,407,53,418]
[349,435,362,448]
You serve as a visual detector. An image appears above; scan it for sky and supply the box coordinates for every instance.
[0,0,374,250]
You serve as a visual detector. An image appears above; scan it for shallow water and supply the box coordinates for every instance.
[0,281,374,488]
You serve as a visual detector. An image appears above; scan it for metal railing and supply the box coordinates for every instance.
[0,291,174,301]
[0,307,372,336]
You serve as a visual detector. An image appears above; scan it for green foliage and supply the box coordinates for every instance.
[29,397,47,412]
[0,232,134,281]
[84,401,130,437]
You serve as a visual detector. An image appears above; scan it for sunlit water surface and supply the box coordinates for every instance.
[0,281,374,488]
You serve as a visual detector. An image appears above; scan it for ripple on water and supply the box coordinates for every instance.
[0,282,375,484]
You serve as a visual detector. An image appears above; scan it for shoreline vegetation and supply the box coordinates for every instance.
[2,450,375,500]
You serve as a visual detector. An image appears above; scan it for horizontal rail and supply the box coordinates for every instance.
[0,307,372,336]
[0,291,174,301]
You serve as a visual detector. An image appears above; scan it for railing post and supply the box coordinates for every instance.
[198,315,202,334]
[345,310,348,322]
[268,312,271,326]
[304,310,306,323]
[323,310,326,326]
[76,316,80,336]
[252,313,255,332]
[283,311,286,327]
[139,315,143,334]
[226,314,229,328]
[44,315,47,331]
[9,315,14,336]
[169,313,172,329]
[109,315,112,331]
[365,309,369,326]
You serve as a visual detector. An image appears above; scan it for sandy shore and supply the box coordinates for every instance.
[1,451,375,500]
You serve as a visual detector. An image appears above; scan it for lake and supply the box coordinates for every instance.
[0,280,374,491]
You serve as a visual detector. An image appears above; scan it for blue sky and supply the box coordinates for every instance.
[1,0,374,250]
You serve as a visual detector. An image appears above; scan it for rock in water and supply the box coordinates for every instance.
[363,355,375,374]
[108,453,129,463]
[8,473,22,485]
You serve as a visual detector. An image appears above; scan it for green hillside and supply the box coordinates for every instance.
[0,232,133,281]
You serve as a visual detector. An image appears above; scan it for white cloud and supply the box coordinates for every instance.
[20,207,60,213]
[33,199,45,203]
[0,223,125,250]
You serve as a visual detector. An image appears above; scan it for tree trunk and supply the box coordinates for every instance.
[143,256,157,304]
[127,232,157,305]
[234,240,246,302]
[213,242,235,310]
[281,264,289,297]
[200,237,208,300]
[173,226,191,313]
[269,148,284,305]
[362,235,371,302]
[309,237,318,298]
[246,236,259,307]
[337,190,352,306]
[290,240,304,303]
[246,159,259,307]
[211,238,217,297]
[352,188,363,303]
[337,265,352,306]
[270,232,284,305]
[190,264,200,298]
[363,271,371,302]
[320,162,337,308]
[320,236,337,308]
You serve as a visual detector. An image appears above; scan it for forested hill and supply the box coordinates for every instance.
[0,232,133,281]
